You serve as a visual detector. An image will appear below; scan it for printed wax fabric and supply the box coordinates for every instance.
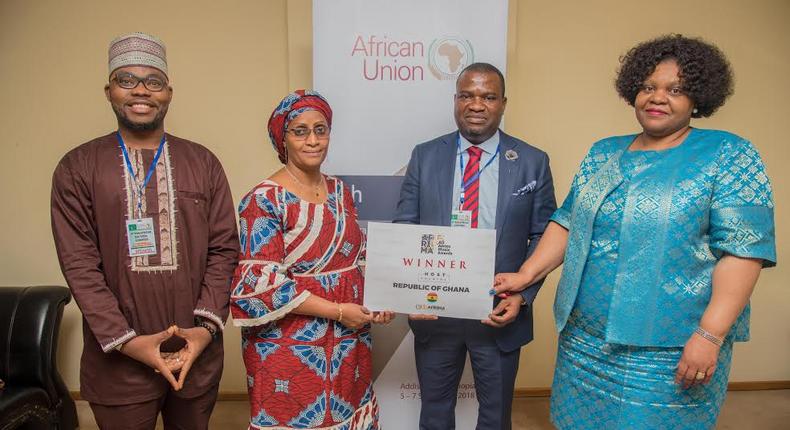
[231,177,378,430]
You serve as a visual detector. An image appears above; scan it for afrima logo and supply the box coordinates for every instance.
[420,234,453,256]
[350,34,474,81]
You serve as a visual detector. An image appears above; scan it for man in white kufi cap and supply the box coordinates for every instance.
[51,32,238,429]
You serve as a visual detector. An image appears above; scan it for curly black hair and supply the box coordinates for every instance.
[615,34,733,118]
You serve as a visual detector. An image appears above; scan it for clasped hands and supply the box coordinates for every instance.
[119,325,212,391]
[409,271,532,327]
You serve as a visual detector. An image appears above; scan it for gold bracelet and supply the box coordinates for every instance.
[336,303,344,323]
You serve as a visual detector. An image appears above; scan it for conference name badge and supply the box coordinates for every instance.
[450,210,473,228]
[125,217,157,257]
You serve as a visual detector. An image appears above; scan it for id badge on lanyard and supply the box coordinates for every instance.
[126,218,157,256]
[450,209,473,228]
[451,137,499,228]
[118,132,166,257]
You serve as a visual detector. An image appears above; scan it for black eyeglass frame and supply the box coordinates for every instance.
[110,72,168,92]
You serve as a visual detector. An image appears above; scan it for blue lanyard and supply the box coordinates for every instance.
[117,131,166,217]
[457,135,499,192]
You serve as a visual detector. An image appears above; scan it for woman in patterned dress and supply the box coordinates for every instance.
[231,90,394,430]
[494,35,776,429]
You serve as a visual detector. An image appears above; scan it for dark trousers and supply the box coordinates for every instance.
[412,318,521,430]
[89,384,219,430]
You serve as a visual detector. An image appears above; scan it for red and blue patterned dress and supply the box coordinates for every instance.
[231,176,378,430]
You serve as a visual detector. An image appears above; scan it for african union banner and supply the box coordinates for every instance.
[313,1,509,427]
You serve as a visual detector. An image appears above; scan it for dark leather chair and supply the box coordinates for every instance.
[0,286,78,430]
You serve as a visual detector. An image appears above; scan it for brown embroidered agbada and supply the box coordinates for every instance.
[51,132,239,405]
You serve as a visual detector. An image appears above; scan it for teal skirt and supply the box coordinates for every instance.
[550,323,733,430]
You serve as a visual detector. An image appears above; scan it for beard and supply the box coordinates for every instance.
[458,123,491,144]
[112,104,168,131]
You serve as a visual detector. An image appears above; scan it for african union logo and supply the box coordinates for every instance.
[428,37,474,80]
[426,292,438,302]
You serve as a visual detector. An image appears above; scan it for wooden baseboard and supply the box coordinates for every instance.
[70,381,789,401]
[727,380,790,391]
[513,388,552,398]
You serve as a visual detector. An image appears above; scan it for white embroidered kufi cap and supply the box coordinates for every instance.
[108,32,168,76]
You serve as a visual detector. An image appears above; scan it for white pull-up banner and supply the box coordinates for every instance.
[314,1,509,427]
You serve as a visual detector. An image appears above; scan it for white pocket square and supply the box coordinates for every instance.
[512,180,537,196]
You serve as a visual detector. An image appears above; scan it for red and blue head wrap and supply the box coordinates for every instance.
[267,89,333,164]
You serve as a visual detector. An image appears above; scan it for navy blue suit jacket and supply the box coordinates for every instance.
[394,130,557,351]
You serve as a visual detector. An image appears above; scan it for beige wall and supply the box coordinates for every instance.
[0,0,786,393]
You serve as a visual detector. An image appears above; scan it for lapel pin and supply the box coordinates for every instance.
[505,149,518,161]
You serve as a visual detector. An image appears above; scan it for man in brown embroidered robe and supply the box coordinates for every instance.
[50,32,238,429]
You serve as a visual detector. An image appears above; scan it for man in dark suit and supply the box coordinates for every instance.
[393,62,557,429]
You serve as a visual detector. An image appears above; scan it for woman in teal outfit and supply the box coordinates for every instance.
[495,35,776,429]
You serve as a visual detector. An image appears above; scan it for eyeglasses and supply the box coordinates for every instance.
[111,72,168,92]
[285,125,330,140]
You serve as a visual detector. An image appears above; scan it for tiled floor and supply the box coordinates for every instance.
[75,389,790,429]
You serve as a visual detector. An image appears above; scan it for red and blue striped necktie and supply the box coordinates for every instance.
[461,146,483,228]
